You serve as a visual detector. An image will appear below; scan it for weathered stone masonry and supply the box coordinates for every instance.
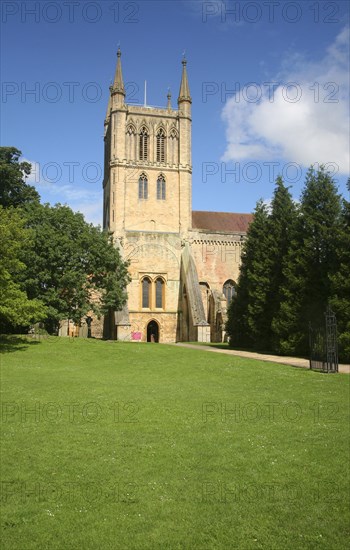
[100,49,252,343]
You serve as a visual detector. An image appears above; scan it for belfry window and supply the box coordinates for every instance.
[156,128,165,163]
[157,175,166,200]
[155,278,164,308]
[139,127,148,161]
[223,280,236,305]
[138,173,148,199]
[142,277,151,308]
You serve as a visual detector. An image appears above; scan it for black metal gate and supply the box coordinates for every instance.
[309,306,338,373]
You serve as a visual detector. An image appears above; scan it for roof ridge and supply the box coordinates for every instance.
[192,211,253,233]
[192,210,252,216]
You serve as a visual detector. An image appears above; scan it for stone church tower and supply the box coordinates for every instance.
[102,49,252,343]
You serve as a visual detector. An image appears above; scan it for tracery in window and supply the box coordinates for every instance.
[139,126,148,160]
[169,127,178,165]
[156,128,165,163]
[223,280,236,305]
[138,173,148,199]
[126,124,136,160]
[157,174,166,200]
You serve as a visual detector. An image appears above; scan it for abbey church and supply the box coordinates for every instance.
[102,49,252,343]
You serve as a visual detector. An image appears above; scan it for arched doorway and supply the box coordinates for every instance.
[147,320,159,343]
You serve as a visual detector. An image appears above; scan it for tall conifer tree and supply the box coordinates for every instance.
[227,200,271,348]
[330,179,350,361]
[268,177,297,350]
[273,167,342,355]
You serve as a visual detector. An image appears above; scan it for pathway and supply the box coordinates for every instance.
[174,343,350,374]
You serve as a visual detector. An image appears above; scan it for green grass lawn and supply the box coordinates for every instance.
[1,337,349,550]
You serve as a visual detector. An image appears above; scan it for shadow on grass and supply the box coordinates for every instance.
[0,335,41,354]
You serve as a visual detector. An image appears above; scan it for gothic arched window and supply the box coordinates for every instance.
[139,127,148,161]
[156,128,165,163]
[138,173,148,199]
[142,277,151,308]
[169,128,178,165]
[126,124,136,160]
[155,278,165,308]
[223,280,236,305]
[157,175,166,200]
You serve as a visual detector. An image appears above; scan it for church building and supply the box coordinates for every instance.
[102,49,252,343]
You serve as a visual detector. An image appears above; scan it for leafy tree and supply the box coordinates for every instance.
[273,167,342,355]
[0,147,129,336]
[0,206,46,330]
[22,203,130,333]
[0,147,40,208]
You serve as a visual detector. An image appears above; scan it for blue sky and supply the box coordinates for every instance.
[1,0,349,225]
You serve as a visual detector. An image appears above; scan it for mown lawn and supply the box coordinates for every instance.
[1,337,349,549]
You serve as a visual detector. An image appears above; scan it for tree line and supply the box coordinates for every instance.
[0,147,130,336]
[226,168,350,362]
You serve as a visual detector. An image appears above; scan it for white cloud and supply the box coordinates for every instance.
[22,158,102,226]
[221,27,350,174]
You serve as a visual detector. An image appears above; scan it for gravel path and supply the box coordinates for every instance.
[174,343,350,374]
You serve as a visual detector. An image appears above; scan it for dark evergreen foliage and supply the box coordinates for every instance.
[227,168,347,360]
[330,178,350,361]
[227,200,271,349]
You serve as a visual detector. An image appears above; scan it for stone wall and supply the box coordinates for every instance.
[189,230,243,293]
